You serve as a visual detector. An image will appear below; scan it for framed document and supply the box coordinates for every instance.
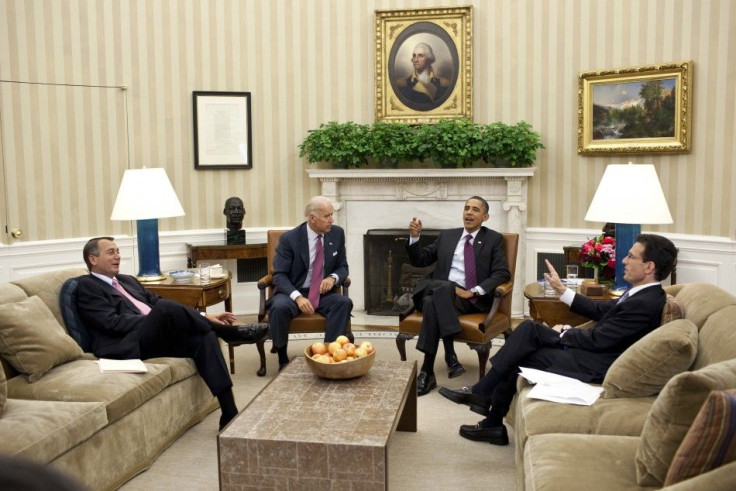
[193,91,252,169]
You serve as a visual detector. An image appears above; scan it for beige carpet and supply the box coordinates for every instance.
[119,331,515,490]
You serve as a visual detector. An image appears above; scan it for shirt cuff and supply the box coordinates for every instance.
[472,286,486,296]
[290,290,302,301]
[409,235,419,245]
[559,288,576,306]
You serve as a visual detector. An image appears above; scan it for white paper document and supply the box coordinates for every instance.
[98,358,148,373]
[519,367,603,406]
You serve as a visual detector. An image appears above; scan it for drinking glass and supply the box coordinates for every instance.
[199,262,211,284]
[543,277,556,297]
[566,265,579,291]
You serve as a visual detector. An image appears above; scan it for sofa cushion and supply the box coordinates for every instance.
[635,358,736,486]
[59,277,93,352]
[6,359,173,424]
[661,293,684,324]
[675,282,736,329]
[664,389,736,486]
[602,318,698,399]
[0,296,84,382]
[10,268,88,328]
[692,305,736,370]
[0,398,107,462]
[0,282,28,305]
[0,366,6,417]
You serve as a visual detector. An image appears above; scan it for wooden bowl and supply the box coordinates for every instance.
[304,345,375,380]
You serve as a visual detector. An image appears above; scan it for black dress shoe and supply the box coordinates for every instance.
[439,386,492,415]
[215,323,269,344]
[446,355,466,379]
[459,422,509,445]
[278,359,290,372]
[417,371,437,396]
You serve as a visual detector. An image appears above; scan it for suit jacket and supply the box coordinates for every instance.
[76,274,159,359]
[559,284,666,378]
[406,226,510,312]
[272,223,349,297]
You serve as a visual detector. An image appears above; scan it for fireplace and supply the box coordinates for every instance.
[363,229,440,315]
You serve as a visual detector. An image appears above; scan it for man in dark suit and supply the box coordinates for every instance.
[268,196,352,369]
[407,196,511,396]
[440,234,678,445]
[76,236,268,431]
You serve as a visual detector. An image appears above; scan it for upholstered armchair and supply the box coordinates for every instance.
[395,233,518,380]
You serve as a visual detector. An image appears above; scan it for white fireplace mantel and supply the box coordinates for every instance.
[307,167,536,317]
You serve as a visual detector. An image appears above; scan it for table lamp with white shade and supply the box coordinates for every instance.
[110,168,185,281]
[584,162,673,292]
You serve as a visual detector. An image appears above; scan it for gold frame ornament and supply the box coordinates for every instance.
[375,7,472,123]
[578,61,692,155]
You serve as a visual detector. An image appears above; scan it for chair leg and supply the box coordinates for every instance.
[228,344,236,374]
[396,332,414,361]
[255,338,267,377]
[469,343,491,380]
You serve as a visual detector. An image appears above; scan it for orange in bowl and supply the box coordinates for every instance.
[304,343,375,379]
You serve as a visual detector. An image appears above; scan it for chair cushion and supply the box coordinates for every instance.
[635,358,736,486]
[602,318,698,399]
[59,277,93,352]
[664,389,736,486]
[0,296,84,382]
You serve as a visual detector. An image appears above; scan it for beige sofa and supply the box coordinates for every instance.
[0,268,218,490]
[512,282,736,490]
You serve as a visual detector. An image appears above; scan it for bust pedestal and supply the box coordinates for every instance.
[226,229,245,245]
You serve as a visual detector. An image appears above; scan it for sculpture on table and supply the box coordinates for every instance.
[223,196,246,245]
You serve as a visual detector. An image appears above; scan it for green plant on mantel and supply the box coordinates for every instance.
[368,121,419,168]
[298,121,370,168]
[415,117,483,168]
[481,121,545,167]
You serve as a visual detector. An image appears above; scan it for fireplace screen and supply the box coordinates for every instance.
[363,229,441,316]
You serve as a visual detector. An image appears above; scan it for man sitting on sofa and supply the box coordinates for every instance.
[76,236,268,430]
[440,233,678,445]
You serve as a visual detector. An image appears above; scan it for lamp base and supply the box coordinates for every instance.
[614,223,641,291]
[136,273,166,282]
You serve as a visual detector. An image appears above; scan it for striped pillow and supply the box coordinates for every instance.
[664,389,736,485]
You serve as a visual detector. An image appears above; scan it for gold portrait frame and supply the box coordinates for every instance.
[375,7,472,123]
[578,61,692,155]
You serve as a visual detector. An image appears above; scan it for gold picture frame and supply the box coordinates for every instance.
[578,61,692,155]
[375,7,472,123]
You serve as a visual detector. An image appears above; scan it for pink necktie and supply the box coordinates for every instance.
[112,278,152,315]
[464,234,478,303]
[308,235,324,308]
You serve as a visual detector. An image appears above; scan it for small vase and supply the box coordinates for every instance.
[593,268,599,283]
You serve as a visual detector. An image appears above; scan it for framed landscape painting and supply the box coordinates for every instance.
[578,61,692,155]
[375,6,472,123]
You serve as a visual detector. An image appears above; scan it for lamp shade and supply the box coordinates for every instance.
[584,163,672,225]
[111,168,185,220]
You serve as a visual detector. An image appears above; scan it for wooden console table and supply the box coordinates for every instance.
[186,243,267,268]
[524,281,615,327]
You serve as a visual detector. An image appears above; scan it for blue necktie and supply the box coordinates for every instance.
[617,290,631,304]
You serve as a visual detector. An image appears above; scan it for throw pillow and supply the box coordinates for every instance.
[635,358,736,486]
[602,318,698,398]
[59,277,93,352]
[664,389,736,485]
[661,293,684,324]
[0,296,84,383]
[0,365,6,417]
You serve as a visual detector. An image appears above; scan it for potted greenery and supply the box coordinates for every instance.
[298,121,370,168]
[416,118,483,168]
[368,122,418,168]
[480,121,544,167]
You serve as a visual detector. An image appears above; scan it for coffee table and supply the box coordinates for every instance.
[218,358,417,489]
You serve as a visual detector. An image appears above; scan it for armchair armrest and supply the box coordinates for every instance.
[479,280,514,331]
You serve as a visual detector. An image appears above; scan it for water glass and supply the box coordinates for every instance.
[566,265,579,291]
[543,277,556,297]
[199,262,211,284]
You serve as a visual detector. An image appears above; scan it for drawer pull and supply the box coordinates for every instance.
[218,289,227,299]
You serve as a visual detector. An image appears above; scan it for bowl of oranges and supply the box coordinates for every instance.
[304,335,376,380]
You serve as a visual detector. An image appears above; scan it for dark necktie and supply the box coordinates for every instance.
[112,278,151,315]
[617,290,631,304]
[308,235,324,308]
[464,234,477,291]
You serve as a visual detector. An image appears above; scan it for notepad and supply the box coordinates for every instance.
[98,358,148,373]
[519,366,603,406]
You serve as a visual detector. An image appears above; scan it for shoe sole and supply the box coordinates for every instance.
[459,429,509,445]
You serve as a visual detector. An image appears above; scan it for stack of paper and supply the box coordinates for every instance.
[519,367,603,406]
[98,358,148,373]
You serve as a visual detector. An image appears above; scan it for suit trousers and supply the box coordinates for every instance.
[268,289,352,349]
[415,280,480,356]
[478,320,591,418]
[136,299,231,396]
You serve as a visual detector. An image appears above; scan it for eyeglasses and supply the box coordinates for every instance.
[625,253,650,262]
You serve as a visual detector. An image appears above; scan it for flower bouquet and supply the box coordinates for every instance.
[578,235,615,281]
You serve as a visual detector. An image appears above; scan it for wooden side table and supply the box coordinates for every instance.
[145,271,267,376]
[186,243,267,268]
[524,281,615,327]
